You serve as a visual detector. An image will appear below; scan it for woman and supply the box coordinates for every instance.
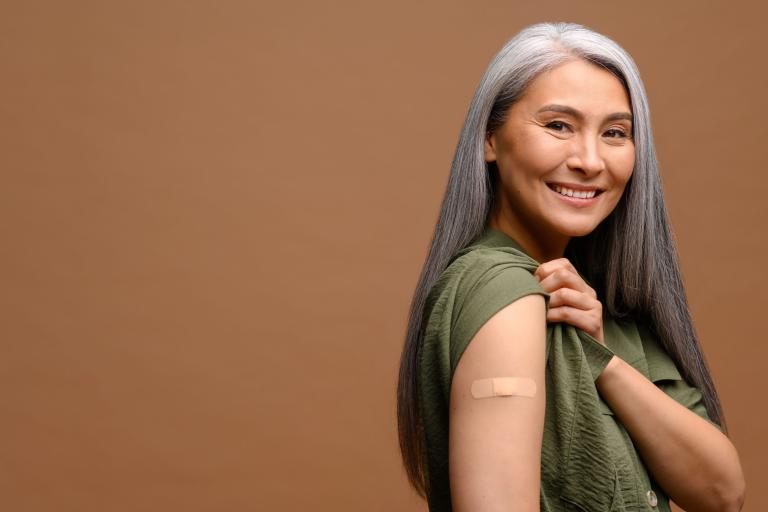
[396,22,745,512]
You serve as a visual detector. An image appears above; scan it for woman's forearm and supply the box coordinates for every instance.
[595,356,745,512]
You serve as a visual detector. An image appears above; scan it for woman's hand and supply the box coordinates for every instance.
[533,258,605,344]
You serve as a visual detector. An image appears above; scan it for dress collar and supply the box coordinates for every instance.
[472,226,536,261]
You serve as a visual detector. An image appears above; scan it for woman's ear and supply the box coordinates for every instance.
[484,131,497,163]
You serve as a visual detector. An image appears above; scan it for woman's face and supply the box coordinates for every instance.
[485,58,635,250]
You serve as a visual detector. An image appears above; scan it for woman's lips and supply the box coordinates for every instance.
[546,183,602,207]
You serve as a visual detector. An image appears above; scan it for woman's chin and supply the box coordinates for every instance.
[551,220,601,238]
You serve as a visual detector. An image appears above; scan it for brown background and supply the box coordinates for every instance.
[1,1,765,510]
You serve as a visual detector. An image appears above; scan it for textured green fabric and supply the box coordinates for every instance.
[417,226,721,512]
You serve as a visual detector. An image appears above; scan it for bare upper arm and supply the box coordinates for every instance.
[449,293,547,512]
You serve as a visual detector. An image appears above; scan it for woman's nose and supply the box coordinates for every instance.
[567,136,606,176]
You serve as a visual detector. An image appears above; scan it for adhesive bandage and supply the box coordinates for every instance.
[470,377,537,399]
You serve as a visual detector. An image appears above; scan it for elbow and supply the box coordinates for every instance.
[727,482,746,512]
[713,442,747,512]
[715,475,746,512]
[719,494,745,512]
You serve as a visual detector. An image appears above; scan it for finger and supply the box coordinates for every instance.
[534,259,583,288]
[538,267,594,296]
[546,287,598,311]
[545,306,603,337]
[534,258,575,281]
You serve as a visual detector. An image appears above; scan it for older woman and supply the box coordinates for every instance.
[396,22,745,512]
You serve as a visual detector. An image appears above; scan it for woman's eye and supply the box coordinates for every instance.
[604,128,629,138]
[545,121,569,132]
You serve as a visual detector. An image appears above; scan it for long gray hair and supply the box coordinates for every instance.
[396,21,728,498]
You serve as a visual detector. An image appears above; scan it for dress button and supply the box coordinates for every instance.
[646,489,658,507]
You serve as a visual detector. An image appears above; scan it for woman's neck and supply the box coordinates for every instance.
[487,216,569,264]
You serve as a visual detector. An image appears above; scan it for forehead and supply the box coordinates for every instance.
[518,59,631,114]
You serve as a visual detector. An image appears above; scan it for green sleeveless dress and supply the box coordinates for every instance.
[418,226,722,512]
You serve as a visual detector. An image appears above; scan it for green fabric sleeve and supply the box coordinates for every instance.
[450,265,550,377]
[577,328,617,381]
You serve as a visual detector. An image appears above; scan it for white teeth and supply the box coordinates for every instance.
[553,185,597,199]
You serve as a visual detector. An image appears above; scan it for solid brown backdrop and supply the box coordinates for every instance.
[1,1,764,510]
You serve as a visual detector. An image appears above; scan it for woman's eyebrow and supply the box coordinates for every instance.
[536,103,633,123]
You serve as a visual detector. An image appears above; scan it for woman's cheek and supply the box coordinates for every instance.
[617,145,636,180]
[515,132,567,172]
[519,138,563,173]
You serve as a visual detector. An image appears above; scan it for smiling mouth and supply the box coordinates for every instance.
[546,182,605,199]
